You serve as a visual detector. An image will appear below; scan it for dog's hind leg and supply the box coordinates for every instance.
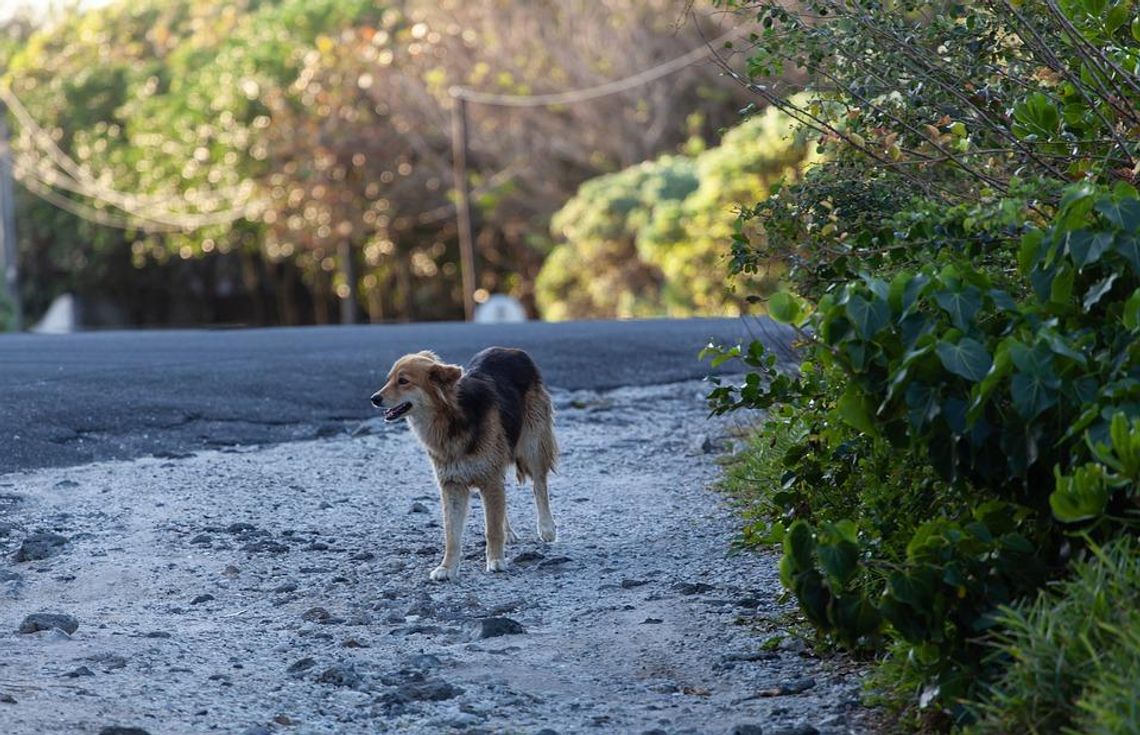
[430,482,470,582]
[480,479,509,572]
[533,470,557,543]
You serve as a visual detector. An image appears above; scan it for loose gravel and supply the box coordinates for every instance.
[0,381,874,734]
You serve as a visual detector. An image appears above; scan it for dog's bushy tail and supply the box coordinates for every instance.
[515,385,558,484]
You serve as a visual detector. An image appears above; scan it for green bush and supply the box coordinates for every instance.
[708,0,1140,724]
[537,105,815,319]
[968,538,1140,735]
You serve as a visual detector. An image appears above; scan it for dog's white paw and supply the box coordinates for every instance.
[429,565,458,582]
[539,523,557,543]
[486,557,508,573]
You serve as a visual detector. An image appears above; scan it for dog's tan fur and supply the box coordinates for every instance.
[373,350,558,581]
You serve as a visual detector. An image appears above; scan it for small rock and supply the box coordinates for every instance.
[143,631,171,639]
[640,618,663,625]
[89,654,127,672]
[538,556,572,568]
[273,582,298,594]
[472,616,525,639]
[305,542,330,551]
[535,730,559,735]
[389,678,463,702]
[674,582,715,595]
[19,613,79,635]
[512,550,545,564]
[621,579,649,588]
[62,665,95,678]
[410,502,429,514]
[406,654,442,670]
[736,596,762,608]
[756,677,816,697]
[190,594,214,605]
[287,657,316,675]
[341,638,368,648]
[732,726,764,735]
[769,726,819,735]
[0,694,15,704]
[302,606,331,622]
[14,532,68,562]
[350,551,375,561]
[316,664,361,688]
[227,523,256,534]
[54,479,79,489]
[99,728,151,735]
[189,534,213,545]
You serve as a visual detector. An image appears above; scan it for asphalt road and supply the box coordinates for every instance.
[0,317,792,474]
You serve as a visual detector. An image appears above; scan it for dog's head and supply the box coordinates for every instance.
[370,350,463,422]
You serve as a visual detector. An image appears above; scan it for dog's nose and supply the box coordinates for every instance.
[370,392,384,408]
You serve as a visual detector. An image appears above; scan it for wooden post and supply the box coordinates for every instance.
[0,102,22,331]
[450,91,476,321]
[337,239,356,325]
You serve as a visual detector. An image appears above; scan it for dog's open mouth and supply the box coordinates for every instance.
[383,401,412,422]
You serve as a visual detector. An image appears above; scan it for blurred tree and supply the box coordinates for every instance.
[538,105,815,319]
[2,0,750,325]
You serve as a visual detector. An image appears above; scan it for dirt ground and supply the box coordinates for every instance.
[0,381,874,734]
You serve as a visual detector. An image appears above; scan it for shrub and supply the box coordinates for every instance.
[967,538,1140,735]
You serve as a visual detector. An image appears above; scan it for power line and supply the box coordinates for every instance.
[449,28,742,108]
[0,83,257,231]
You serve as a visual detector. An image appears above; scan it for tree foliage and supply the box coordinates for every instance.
[2,0,747,325]
[538,105,816,319]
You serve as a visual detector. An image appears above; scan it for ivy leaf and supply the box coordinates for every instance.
[768,290,812,326]
[934,286,982,331]
[1082,273,1118,311]
[1095,195,1140,231]
[1114,232,1140,274]
[837,387,877,434]
[1011,368,1060,420]
[936,338,992,382]
[845,294,890,338]
[1066,229,1112,268]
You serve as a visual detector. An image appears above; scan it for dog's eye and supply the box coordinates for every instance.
[397,376,408,385]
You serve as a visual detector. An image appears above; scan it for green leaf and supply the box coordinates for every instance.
[845,294,890,339]
[1096,195,1140,230]
[1124,288,1140,330]
[1067,229,1113,268]
[1083,273,1118,311]
[1114,232,1140,274]
[934,286,983,331]
[837,386,877,434]
[936,338,993,382]
[785,520,815,571]
[1011,370,1060,420]
[818,538,859,586]
[768,290,812,326]
[1049,465,1108,523]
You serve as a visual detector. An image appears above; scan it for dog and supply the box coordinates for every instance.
[370,347,558,581]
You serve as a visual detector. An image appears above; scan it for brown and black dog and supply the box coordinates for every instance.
[371,347,558,581]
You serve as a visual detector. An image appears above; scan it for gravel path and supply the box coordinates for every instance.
[0,381,873,735]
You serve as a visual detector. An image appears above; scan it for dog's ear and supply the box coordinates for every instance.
[417,350,441,362]
[429,363,462,385]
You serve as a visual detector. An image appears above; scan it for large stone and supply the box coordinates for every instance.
[18,613,79,635]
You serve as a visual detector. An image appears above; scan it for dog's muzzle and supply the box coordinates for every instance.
[383,402,412,422]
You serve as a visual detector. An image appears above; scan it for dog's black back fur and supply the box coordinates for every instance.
[457,347,542,451]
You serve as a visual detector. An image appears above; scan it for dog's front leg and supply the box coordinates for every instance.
[430,482,470,582]
[480,480,508,572]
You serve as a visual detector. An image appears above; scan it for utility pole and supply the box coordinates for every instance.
[0,99,21,331]
[449,90,476,322]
